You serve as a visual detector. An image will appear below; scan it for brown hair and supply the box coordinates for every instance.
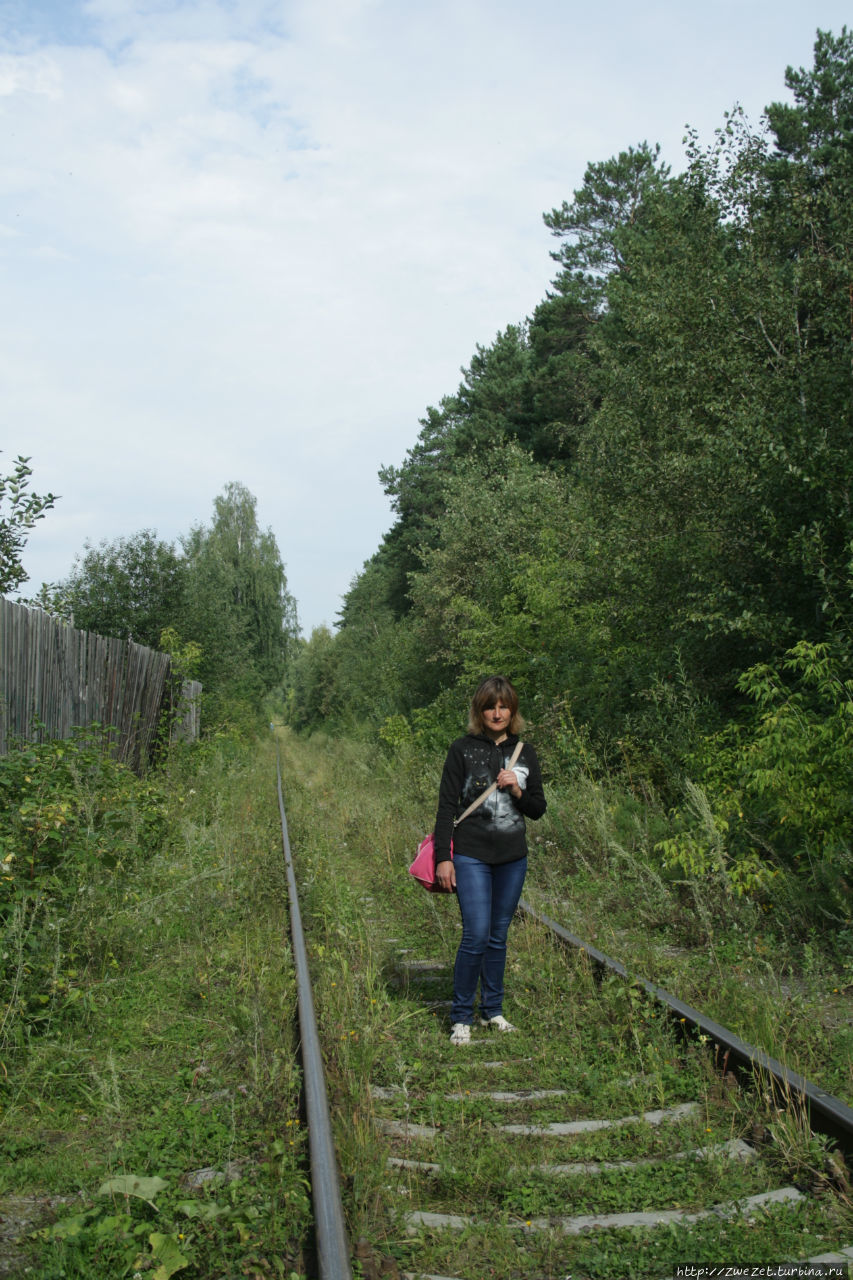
[467,675,524,736]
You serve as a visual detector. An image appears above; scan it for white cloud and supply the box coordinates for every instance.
[0,51,62,97]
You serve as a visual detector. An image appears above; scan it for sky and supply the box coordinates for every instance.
[2,0,850,635]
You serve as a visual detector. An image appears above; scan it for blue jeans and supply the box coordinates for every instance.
[451,854,527,1025]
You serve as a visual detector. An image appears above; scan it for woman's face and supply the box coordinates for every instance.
[482,700,512,738]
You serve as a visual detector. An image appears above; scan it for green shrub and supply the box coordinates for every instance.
[655,639,853,925]
[0,729,170,1044]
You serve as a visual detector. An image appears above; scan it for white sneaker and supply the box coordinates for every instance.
[480,1014,516,1032]
[449,1023,471,1045]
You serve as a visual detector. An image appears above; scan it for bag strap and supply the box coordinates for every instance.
[453,740,524,828]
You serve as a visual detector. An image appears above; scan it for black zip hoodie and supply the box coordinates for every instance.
[433,733,546,866]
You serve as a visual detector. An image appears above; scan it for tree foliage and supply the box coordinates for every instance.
[290,29,853,912]
[182,482,299,724]
[61,530,187,649]
[48,483,297,730]
[0,455,57,595]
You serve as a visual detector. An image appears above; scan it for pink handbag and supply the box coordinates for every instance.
[408,832,450,892]
[408,741,524,892]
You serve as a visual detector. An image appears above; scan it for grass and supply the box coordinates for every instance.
[0,733,310,1279]
[2,720,851,1278]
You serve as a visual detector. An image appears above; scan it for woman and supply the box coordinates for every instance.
[434,675,547,1045]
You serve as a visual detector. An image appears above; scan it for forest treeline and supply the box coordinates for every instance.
[289,30,853,912]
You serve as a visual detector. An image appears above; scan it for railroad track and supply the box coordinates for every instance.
[274,746,853,1280]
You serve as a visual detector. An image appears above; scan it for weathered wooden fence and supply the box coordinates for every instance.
[0,598,201,770]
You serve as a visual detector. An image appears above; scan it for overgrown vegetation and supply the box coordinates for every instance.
[0,730,309,1278]
[0,711,849,1275]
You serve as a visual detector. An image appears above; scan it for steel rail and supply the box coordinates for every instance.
[275,750,354,1280]
[520,899,853,1158]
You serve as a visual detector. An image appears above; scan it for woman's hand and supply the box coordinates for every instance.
[497,769,522,799]
[435,858,456,892]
